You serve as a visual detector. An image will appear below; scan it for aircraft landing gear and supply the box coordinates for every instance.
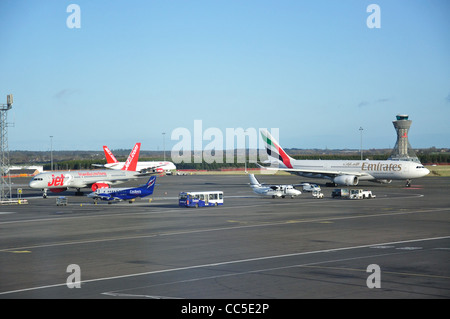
[405,179,412,187]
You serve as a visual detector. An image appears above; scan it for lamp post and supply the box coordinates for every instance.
[359,127,363,161]
[50,136,53,170]
[162,132,166,162]
[244,129,248,173]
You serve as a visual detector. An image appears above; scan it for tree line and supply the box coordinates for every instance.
[41,152,450,171]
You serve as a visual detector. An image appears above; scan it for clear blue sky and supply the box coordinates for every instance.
[1,0,449,152]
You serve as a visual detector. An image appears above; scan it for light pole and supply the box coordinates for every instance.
[162,132,166,162]
[359,127,363,160]
[244,129,248,173]
[50,136,53,170]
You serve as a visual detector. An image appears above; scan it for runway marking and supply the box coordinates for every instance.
[1,235,449,296]
[0,193,425,226]
[1,207,449,253]
[294,264,450,280]
[102,292,181,299]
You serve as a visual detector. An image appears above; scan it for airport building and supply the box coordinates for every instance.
[388,114,420,162]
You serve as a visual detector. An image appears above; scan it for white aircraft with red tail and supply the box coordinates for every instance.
[95,144,176,174]
[259,129,429,187]
[29,143,153,198]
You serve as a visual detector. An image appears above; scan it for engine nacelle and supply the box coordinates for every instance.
[91,183,110,191]
[333,175,359,186]
[50,188,67,193]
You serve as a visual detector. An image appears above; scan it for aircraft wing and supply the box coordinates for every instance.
[256,163,370,177]
[98,194,113,200]
[88,192,112,200]
[135,170,163,176]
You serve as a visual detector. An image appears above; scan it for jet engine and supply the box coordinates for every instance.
[50,188,68,193]
[91,183,110,191]
[333,175,359,186]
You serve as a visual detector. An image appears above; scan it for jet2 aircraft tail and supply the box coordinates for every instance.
[260,129,294,169]
[121,143,141,171]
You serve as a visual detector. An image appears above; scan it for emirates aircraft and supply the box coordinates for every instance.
[259,129,429,187]
[94,144,176,173]
[29,143,153,198]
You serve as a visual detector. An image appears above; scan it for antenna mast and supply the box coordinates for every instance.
[0,94,13,202]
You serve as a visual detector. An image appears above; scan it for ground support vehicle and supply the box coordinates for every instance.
[179,191,223,207]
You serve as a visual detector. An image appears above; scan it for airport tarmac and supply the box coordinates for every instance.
[0,174,449,300]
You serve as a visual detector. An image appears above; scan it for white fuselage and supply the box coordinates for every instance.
[249,174,301,198]
[104,161,176,172]
[29,170,141,191]
[251,184,301,198]
[285,159,429,182]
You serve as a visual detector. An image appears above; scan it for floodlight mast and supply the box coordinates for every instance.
[0,94,13,202]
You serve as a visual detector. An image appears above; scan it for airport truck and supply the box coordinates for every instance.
[332,188,375,199]
[331,188,350,198]
[312,190,324,199]
[302,183,321,192]
[349,189,376,199]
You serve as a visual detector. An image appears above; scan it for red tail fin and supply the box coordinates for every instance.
[103,146,118,164]
[122,143,141,171]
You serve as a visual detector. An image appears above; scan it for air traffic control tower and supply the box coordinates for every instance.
[388,114,420,162]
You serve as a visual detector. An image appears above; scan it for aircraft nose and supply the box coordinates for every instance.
[423,167,430,176]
